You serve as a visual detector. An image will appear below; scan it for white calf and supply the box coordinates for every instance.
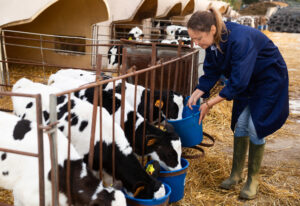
[0,111,126,206]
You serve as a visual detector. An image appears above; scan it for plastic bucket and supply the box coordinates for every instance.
[157,158,189,203]
[124,183,171,206]
[168,105,203,147]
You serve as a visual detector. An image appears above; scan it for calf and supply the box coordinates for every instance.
[12,78,166,200]
[160,39,179,45]
[0,111,126,206]
[49,70,185,121]
[165,25,191,46]
[48,75,182,171]
[127,27,144,42]
[103,79,185,121]
[107,45,124,70]
[50,68,97,82]
[108,27,144,70]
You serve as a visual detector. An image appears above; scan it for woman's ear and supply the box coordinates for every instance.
[210,25,216,36]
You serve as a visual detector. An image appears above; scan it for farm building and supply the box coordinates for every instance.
[0,0,109,71]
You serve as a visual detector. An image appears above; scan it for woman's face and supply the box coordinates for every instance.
[188,25,216,49]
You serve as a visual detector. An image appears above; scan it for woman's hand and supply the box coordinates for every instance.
[187,89,204,110]
[199,101,211,125]
[198,95,225,124]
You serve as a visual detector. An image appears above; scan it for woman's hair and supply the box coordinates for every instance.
[187,7,227,52]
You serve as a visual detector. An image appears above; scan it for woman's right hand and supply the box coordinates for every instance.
[187,89,204,110]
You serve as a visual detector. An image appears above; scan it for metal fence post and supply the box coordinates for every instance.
[49,94,60,206]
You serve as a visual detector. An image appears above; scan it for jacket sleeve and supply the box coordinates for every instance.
[196,49,221,98]
[219,36,258,100]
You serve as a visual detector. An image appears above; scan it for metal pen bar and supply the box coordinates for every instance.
[112,81,116,182]
[66,94,72,206]
[49,94,60,206]
[35,94,45,206]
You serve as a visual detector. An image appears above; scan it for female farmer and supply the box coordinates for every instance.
[187,8,289,199]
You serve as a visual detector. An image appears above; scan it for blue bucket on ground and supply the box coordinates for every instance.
[124,183,171,206]
[146,158,189,203]
[168,105,203,147]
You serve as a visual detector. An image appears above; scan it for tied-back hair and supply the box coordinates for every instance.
[187,7,228,52]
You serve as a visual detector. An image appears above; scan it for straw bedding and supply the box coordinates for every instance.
[0,32,300,205]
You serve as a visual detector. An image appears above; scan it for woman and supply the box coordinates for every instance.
[187,8,289,199]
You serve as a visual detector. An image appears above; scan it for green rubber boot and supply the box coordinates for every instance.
[220,136,249,190]
[239,142,265,200]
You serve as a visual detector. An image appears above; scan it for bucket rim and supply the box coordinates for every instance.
[147,158,189,177]
[167,105,200,123]
[124,183,171,203]
[159,158,189,174]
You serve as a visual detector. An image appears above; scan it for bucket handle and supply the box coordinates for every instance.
[199,131,215,147]
[158,167,188,178]
[182,145,205,159]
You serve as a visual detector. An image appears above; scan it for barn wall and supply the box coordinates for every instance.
[4,0,108,69]
[181,0,194,16]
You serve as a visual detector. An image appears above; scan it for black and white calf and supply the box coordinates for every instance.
[12,78,166,200]
[48,69,185,121]
[108,27,144,70]
[165,25,191,46]
[103,79,185,121]
[127,27,144,42]
[48,75,182,171]
[0,111,126,206]
[160,39,179,45]
[48,68,97,83]
[107,45,124,70]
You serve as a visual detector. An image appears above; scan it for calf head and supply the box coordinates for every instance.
[154,91,185,121]
[131,177,165,199]
[145,122,182,171]
[49,159,126,206]
[53,69,96,83]
[88,187,126,206]
[128,27,144,41]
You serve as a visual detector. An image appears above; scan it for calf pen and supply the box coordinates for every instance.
[0,29,203,206]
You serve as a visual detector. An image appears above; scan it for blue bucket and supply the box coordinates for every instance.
[156,158,189,203]
[168,105,203,147]
[124,183,171,206]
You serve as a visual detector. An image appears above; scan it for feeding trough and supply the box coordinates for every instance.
[124,183,171,206]
[147,158,189,203]
[168,105,203,147]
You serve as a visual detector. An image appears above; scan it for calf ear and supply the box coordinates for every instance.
[132,182,146,197]
[146,136,158,147]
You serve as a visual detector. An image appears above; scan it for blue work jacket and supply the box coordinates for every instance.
[197,22,289,138]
